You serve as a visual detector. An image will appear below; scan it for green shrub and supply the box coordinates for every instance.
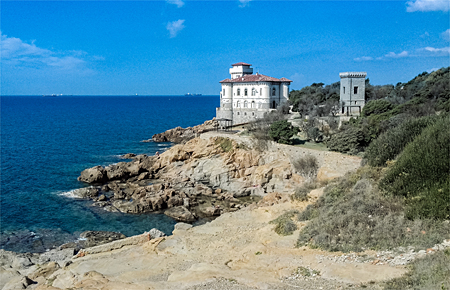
[215,137,233,152]
[270,210,299,236]
[296,168,450,252]
[326,126,365,154]
[365,114,441,167]
[268,120,299,145]
[362,99,395,117]
[380,115,450,219]
[384,249,450,290]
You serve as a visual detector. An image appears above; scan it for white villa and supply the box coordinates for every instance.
[216,62,292,125]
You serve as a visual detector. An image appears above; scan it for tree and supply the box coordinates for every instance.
[269,120,299,145]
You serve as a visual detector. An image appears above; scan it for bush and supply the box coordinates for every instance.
[296,167,450,252]
[326,126,365,154]
[362,99,395,117]
[270,210,299,236]
[380,115,450,220]
[214,137,234,152]
[384,249,450,290]
[365,114,440,167]
[269,120,299,145]
[292,155,319,179]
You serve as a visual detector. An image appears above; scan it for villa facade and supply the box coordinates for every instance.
[216,62,292,125]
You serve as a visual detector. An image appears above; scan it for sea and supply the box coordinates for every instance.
[0,95,219,253]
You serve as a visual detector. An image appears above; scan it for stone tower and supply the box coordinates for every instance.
[339,72,367,115]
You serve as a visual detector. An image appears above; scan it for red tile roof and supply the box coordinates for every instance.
[220,73,292,83]
[231,62,252,66]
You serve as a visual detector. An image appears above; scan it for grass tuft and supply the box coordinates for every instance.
[270,210,299,236]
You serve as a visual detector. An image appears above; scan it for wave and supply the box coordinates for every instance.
[57,187,94,199]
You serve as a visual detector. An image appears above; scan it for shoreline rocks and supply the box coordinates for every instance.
[149,118,218,144]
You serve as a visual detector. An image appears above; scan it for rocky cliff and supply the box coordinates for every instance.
[76,133,361,223]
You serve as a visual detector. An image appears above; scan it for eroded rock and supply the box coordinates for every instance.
[164,206,196,223]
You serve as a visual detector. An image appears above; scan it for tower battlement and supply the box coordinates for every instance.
[339,72,367,78]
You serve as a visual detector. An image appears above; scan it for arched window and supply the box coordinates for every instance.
[251,88,256,96]
[251,101,255,108]
[244,89,248,96]
[272,88,276,96]
[272,101,276,108]
[237,88,240,96]
[237,101,240,108]
[244,101,248,108]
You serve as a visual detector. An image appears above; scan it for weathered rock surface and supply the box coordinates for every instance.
[77,166,107,184]
[75,130,361,224]
[164,206,196,223]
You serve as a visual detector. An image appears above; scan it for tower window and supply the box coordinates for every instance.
[260,88,262,95]
[223,89,225,95]
[354,86,358,94]
[237,88,240,96]
[272,88,276,96]
[343,87,345,94]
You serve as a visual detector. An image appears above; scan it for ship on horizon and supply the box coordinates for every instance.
[184,93,202,96]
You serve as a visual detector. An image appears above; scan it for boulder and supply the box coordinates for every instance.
[164,206,196,223]
[105,163,127,180]
[78,166,107,184]
[149,228,166,239]
[71,187,100,199]
[174,223,193,231]
[202,206,221,216]
[78,231,126,248]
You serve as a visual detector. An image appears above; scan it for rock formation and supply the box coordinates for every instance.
[148,118,218,143]
[76,134,361,224]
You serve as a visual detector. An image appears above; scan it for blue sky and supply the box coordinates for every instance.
[1,0,449,95]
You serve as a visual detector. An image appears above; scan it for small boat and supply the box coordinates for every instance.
[184,93,202,96]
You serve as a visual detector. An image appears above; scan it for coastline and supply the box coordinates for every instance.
[0,119,369,289]
[2,121,449,289]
